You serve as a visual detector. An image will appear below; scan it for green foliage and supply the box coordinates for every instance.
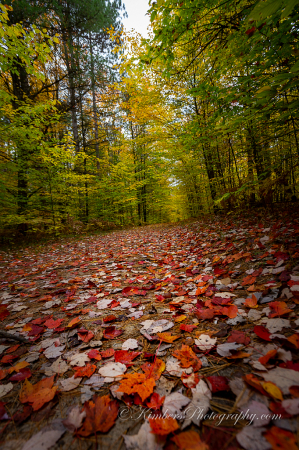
[1,0,299,241]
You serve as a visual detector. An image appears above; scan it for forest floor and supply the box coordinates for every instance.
[0,209,299,450]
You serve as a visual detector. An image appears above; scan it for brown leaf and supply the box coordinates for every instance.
[77,395,118,436]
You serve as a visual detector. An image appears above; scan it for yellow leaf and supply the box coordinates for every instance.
[175,315,186,322]
[261,381,283,401]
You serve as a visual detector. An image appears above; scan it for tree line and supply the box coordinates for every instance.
[0,0,298,240]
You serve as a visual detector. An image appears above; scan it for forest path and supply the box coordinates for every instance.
[0,212,299,450]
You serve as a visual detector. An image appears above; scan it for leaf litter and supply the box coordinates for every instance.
[0,214,299,449]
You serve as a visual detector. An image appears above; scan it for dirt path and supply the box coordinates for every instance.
[0,213,299,450]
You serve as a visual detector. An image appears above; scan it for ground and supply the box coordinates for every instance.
[0,210,299,450]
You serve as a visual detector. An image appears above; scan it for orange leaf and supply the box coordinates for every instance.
[149,416,179,435]
[77,395,118,436]
[172,345,202,371]
[19,376,57,411]
[227,351,251,359]
[265,425,299,450]
[74,364,96,378]
[259,349,277,365]
[268,301,292,318]
[0,369,8,380]
[222,305,238,318]
[241,275,256,286]
[117,373,155,402]
[172,431,209,450]
[244,295,258,308]
[8,361,29,374]
[101,348,115,358]
[261,381,283,401]
[157,332,180,343]
[141,358,165,381]
[247,284,256,292]
[287,334,299,349]
[66,317,81,328]
[5,344,20,354]
[195,286,208,296]
[243,374,267,396]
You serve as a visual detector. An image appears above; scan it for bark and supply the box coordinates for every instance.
[89,33,101,173]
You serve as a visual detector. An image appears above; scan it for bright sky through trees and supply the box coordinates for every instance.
[122,0,150,37]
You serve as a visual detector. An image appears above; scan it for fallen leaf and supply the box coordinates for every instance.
[20,420,65,450]
[181,372,200,389]
[69,353,90,367]
[206,376,230,393]
[175,315,187,322]
[115,350,141,365]
[259,367,299,395]
[149,416,179,435]
[141,358,165,380]
[227,330,250,345]
[180,323,197,332]
[62,405,86,432]
[98,362,126,380]
[87,349,102,361]
[288,334,299,349]
[172,431,209,450]
[103,326,123,339]
[261,381,283,401]
[123,420,166,450]
[77,329,94,343]
[166,356,193,377]
[44,344,65,359]
[66,317,81,328]
[157,332,180,343]
[9,361,30,374]
[13,405,32,425]
[146,392,165,410]
[59,376,82,392]
[172,345,202,371]
[45,357,69,376]
[216,342,242,357]
[245,295,258,308]
[222,304,238,318]
[254,325,272,342]
[74,364,96,379]
[84,374,105,388]
[264,425,299,450]
[101,348,115,358]
[268,301,292,318]
[0,383,13,398]
[182,379,211,429]
[162,391,190,417]
[237,426,272,450]
[117,373,155,402]
[19,376,57,411]
[77,395,118,436]
[122,338,139,350]
[194,334,217,351]
[259,349,277,366]
[44,318,64,329]
[9,368,32,382]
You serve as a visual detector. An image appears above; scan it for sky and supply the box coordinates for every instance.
[122,0,151,38]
